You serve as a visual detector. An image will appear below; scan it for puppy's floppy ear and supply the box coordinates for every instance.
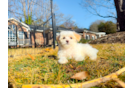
[73,32,81,42]
[56,35,60,42]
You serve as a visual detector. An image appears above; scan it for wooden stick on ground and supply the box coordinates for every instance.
[22,67,125,88]
[113,78,125,88]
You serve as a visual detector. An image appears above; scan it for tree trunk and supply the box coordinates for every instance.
[114,0,125,31]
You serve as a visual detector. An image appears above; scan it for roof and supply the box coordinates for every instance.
[57,27,85,33]
[57,27,72,31]
[84,30,106,35]
[8,18,30,32]
[29,25,52,32]
[57,27,84,33]
[74,29,84,33]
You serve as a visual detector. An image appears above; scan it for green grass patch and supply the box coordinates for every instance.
[79,38,91,43]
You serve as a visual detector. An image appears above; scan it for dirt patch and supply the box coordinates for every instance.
[89,32,125,44]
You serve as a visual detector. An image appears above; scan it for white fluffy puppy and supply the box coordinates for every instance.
[56,31,98,64]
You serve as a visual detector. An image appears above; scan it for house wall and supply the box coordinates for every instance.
[8,20,31,48]
[35,32,45,45]
[30,31,53,47]
[81,34,84,38]
[8,20,54,48]
[83,32,97,40]
[8,20,29,38]
[47,31,53,45]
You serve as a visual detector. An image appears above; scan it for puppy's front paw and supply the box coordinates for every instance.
[74,56,85,61]
[90,55,97,61]
[58,58,68,64]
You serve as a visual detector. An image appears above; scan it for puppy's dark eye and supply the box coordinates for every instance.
[70,37,72,39]
[63,37,65,39]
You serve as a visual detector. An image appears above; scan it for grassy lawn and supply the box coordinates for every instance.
[8,48,45,57]
[8,43,125,88]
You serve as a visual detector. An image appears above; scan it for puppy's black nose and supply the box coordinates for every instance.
[66,40,69,43]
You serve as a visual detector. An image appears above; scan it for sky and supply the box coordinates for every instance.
[53,0,116,29]
[8,0,116,29]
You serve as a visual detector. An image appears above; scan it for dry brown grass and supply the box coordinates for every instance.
[8,43,125,88]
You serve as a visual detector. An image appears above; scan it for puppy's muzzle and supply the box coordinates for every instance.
[66,40,69,44]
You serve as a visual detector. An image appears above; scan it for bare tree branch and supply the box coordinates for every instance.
[81,0,116,19]
[8,0,72,27]
[104,0,115,5]
[85,6,116,18]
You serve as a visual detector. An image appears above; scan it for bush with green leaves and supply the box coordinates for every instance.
[79,38,90,43]
[98,21,117,34]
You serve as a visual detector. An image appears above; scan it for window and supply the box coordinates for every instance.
[18,31,24,45]
[11,25,16,32]
[98,34,101,37]
[86,35,90,40]
[29,33,30,39]
[13,33,16,38]
[92,36,95,40]
[8,26,10,29]
[19,31,24,39]
[8,31,12,37]
[86,35,88,39]
[8,25,16,37]
[97,35,99,39]
[88,35,90,40]
[8,25,17,45]
[8,31,9,37]
[8,25,11,30]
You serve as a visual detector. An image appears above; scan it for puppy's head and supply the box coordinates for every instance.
[56,31,81,48]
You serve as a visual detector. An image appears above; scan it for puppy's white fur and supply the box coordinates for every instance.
[57,31,98,64]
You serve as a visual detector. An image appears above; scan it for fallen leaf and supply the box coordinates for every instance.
[44,48,52,52]
[69,64,74,68]
[70,71,89,80]
[28,54,34,61]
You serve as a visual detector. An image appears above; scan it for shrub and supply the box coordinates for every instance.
[79,38,91,43]
[98,21,117,34]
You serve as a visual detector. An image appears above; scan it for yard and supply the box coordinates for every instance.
[8,43,125,88]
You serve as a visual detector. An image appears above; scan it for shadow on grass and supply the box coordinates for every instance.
[8,82,13,88]
[48,55,57,59]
